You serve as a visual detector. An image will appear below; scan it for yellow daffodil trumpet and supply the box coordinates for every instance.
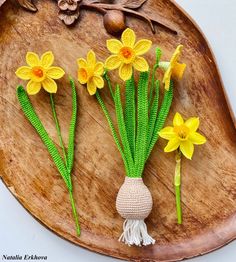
[16,51,81,236]
[78,28,187,246]
[159,45,186,90]
[159,112,206,223]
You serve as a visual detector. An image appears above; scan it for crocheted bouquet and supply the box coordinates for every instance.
[77,28,186,246]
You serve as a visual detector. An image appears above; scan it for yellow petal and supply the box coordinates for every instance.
[164,78,171,91]
[119,63,133,81]
[40,51,54,68]
[87,79,97,95]
[26,52,40,67]
[172,62,186,80]
[164,138,180,152]
[176,45,183,53]
[77,58,87,68]
[42,77,57,93]
[185,117,199,132]
[26,80,41,95]
[94,62,104,75]
[173,112,184,126]
[189,132,206,145]
[87,50,96,66]
[15,66,32,80]
[121,28,136,48]
[133,56,149,72]
[171,52,180,66]
[158,127,176,140]
[93,76,104,89]
[78,68,88,84]
[105,55,121,70]
[107,39,123,54]
[46,67,65,79]
[163,67,172,91]
[170,45,183,65]
[133,39,152,55]
[180,140,194,159]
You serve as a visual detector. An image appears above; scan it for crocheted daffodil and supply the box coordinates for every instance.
[77,50,104,95]
[159,112,206,159]
[15,51,65,95]
[159,45,186,90]
[105,28,152,81]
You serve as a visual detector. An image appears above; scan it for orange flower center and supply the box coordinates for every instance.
[80,68,88,80]
[119,47,135,62]
[174,125,189,140]
[32,67,44,78]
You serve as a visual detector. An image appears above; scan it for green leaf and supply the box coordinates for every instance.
[115,85,134,175]
[135,71,149,177]
[96,91,129,175]
[67,78,77,174]
[124,74,136,158]
[146,80,174,159]
[149,47,162,107]
[147,80,159,148]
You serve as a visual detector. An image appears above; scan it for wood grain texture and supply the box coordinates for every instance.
[0,0,236,261]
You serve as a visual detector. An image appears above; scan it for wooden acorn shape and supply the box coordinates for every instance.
[103,10,126,34]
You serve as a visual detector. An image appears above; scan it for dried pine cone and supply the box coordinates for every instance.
[58,0,81,25]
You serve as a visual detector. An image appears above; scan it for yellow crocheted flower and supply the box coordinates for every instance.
[105,28,152,81]
[159,112,206,159]
[159,45,186,90]
[77,50,104,95]
[15,51,65,95]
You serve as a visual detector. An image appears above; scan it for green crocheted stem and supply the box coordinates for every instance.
[124,74,136,158]
[69,190,81,236]
[146,81,174,159]
[147,80,160,147]
[17,86,72,190]
[175,150,182,224]
[149,47,162,107]
[67,78,77,174]
[134,71,149,178]
[175,185,182,224]
[115,85,134,176]
[104,70,114,101]
[96,91,129,174]
[50,93,68,167]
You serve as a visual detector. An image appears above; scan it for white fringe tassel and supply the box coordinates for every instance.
[118,219,155,246]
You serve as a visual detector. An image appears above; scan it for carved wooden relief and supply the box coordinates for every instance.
[13,0,177,35]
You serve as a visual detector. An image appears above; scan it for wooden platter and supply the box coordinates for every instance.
[0,0,236,261]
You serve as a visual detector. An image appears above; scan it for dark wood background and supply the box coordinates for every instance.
[0,0,236,261]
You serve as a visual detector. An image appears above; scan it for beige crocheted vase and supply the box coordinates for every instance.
[116,177,155,246]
